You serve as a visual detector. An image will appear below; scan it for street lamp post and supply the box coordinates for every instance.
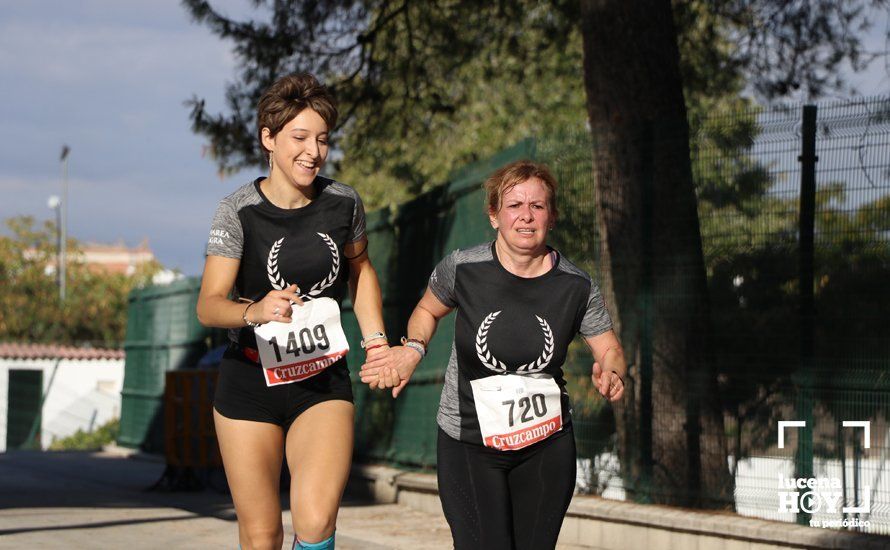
[60,145,69,302]
[47,196,62,299]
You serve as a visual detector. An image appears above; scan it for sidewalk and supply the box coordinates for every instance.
[0,449,453,549]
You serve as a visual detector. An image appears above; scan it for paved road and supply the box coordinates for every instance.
[0,450,452,549]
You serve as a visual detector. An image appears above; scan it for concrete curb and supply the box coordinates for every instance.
[560,497,889,549]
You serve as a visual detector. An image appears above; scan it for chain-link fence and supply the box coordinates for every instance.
[547,97,889,534]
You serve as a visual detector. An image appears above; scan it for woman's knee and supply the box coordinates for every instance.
[240,523,284,550]
[293,508,337,542]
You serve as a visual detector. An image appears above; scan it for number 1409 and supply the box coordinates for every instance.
[268,325,330,362]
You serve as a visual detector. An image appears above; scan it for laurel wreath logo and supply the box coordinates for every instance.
[517,316,554,372]
[267,238,288,290]
[306,233,340,297]
[475,312,554,373]
[475,311,507,371]
[266,233,340,300]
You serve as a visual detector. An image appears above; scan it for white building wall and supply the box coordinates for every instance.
[0,358,124,452]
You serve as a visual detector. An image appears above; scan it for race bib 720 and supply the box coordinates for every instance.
[470,373,563,451]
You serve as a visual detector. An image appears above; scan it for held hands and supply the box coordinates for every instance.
[245,284,304,324]
[360,345,422,398]
[593,361,624,402]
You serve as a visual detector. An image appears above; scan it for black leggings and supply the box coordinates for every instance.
[436,425,576,550]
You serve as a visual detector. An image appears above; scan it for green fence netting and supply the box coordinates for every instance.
[118,277,211,451]
[539,98,886,533]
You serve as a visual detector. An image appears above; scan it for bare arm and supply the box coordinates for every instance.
[405,286,453,345]
[584,329,626,402]
[360,287,453,397]
[345,237,388,350]
[196,255,302,329]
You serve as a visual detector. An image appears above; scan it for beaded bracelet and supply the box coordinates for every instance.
[401,336,426,359]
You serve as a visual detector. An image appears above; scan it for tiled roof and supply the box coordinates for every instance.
[0,342,125,361]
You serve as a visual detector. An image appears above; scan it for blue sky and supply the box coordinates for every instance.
[1,1,888,276]
[0,0,252,275]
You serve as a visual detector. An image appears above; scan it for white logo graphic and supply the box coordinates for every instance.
[475,311,554,373]
[775,420,872,528]
[476,312,507,371]
[267,233,340,299]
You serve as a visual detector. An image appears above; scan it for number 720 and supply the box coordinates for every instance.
[501,394,547,427]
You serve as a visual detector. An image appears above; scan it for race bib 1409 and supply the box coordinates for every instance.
[253,297,349,387]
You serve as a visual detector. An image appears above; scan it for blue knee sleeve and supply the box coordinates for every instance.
[294,533,334,550]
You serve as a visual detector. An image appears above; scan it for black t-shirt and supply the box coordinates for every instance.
[206,176,366,348]
[428,242,613,445]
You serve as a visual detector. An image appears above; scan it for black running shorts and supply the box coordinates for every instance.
[213,345,354,428]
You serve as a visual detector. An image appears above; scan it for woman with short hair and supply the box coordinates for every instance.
[361,160,626,550]
[198,73,388,550]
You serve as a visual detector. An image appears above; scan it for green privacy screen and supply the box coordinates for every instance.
[118,277,210,451]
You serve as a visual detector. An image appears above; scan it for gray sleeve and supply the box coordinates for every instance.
[428,251,458,308]
[349,191,367,243]
[580,280,613,337]
[205,199,243,259]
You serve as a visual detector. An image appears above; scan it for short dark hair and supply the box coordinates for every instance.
[257,73,338,153]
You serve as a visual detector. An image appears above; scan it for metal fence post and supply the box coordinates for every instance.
[796,104,817,525]
[639,122,654,504]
